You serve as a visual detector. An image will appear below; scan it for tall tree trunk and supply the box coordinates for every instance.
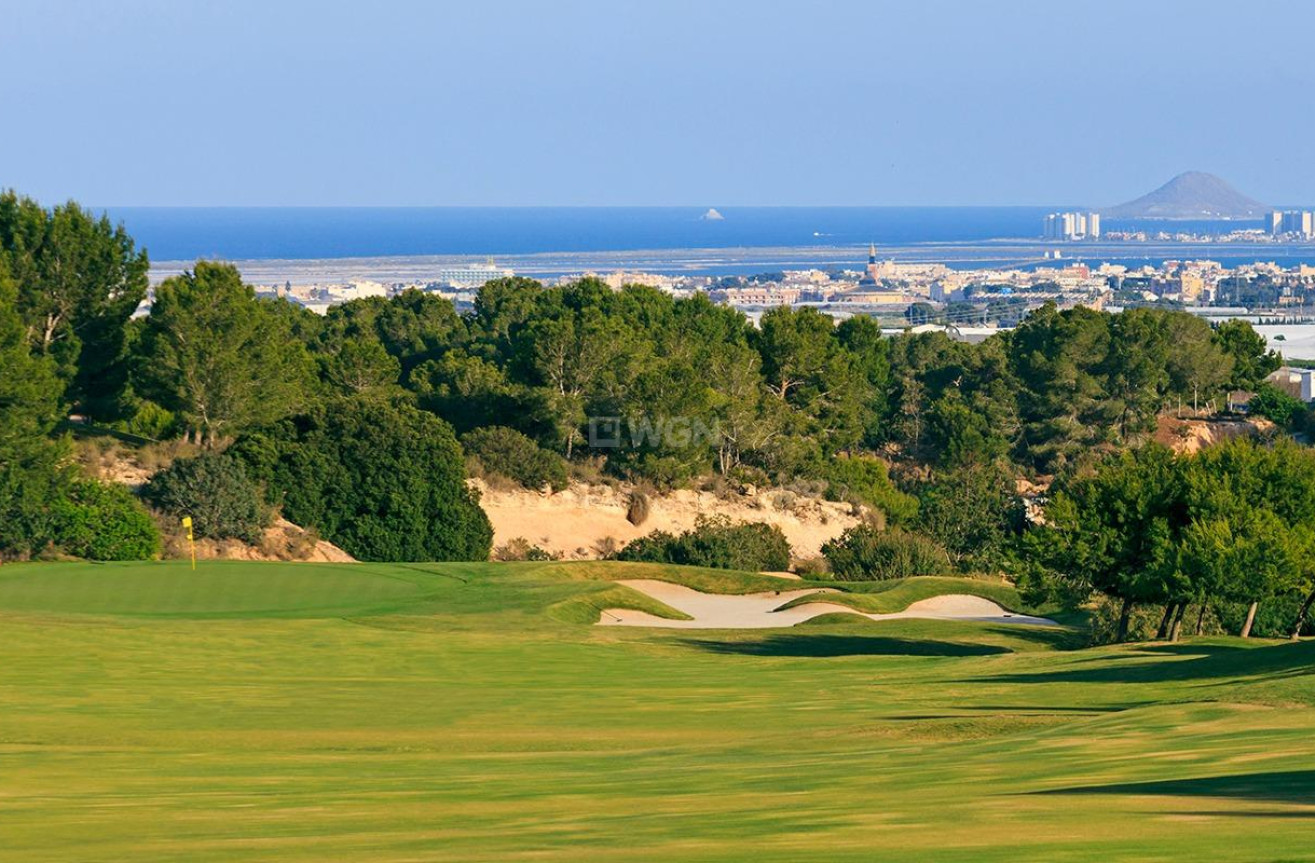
[1116,597,1135,642]
[1290,589,1315,641]
[1156,603,1175,640]
[1169,602,1188,642]
[1240,601,1259,639]
[1195,601,1209,636]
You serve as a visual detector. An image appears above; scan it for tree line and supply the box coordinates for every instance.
[1021,438,1315,642]
[108,261,1283,481]
[0,192,1306,590]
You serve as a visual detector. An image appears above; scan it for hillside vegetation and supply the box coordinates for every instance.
[6,191,1315,644]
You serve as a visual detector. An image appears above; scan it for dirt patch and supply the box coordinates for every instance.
[472,480,860,561]
[173,518,355,563]
[1155,416,1271,455]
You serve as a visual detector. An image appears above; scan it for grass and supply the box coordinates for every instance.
[2,559,1315,862]
[775,574,1042,614]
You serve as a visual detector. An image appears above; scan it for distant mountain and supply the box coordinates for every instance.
[1102,172,1268,219]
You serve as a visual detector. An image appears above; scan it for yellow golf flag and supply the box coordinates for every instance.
[182,517,196,570]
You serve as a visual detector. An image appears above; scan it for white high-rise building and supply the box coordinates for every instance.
[1270,210,1315,239]
[1042,211,1100,240]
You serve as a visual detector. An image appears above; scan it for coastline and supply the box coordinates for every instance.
[150,237,1315,284]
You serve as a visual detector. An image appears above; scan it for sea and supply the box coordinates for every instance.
[106,207,1051,260]
[103,206,1315,277]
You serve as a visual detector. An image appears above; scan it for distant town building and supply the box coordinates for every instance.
[324,280,388,302]
[1042,211,1101,241]
[1267,367,1315,403]
[432,262,514,288]
[712,286,801,306]
[1268,210,1315,239]
[857,243,882,287]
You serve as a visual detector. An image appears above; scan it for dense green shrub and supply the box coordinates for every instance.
[915,462,1021,571]
[618,530,679,562]
[462,425,569,492]
[821,525,950,580]
[114,398,179,441]
[143,452,269,543]
[1216,591,1311,640]
[52,480,160,560]
[1247,383,1306,428]
[823,457,918,524]
[617,516,790,572]
[0,258,68,559]
[232,398,493,562]
[1081,595,1167,646]
[0,463,65,560]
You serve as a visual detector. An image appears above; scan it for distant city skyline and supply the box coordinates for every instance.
[3,0,1314,207]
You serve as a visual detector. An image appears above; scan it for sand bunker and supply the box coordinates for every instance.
[599,579,1059,629]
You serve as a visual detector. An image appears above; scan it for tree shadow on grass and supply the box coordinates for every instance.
[682,635,1011,658]
[1177,810,1315,819]
[972,623,1088,651]
[968,640,1315,685]
[1033,770,1315,806]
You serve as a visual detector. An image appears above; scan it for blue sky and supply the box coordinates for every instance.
[1,0,1311,207]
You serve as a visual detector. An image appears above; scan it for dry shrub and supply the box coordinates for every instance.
[569,455,606,485]
[793,555,831,579]
[698,474,736,500]
[260,522,323,561]
[592,536,620,558]
[136,439,202,475]
[861,508,888,532]
[493,536,559,561]
[73,437,123,478]
[782,477,827,497]
[470,463,520,493]
[626,490,652,526]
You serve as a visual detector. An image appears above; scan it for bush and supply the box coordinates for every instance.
[1216,592,1304,639]
[626,490,651,526]
[231,399,492,562]
[823,457,918,525]
[593,535,621,558]
[493,536,559,561]
[113,398,179,441]
[617,516,790,572]
[52,480,160,560]
[618,529,682,563]
[821,525,950,581]
[0,461,68,560]
[1082,595,1165,646]
[1248,383,1306,428]
[143,452,269,543]
[462,426,569,492]
[793,555,831,578]
[915,462,1020,571]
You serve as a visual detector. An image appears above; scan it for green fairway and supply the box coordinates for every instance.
[2,560,1314,862]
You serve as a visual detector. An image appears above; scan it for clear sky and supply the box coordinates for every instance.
[2,0,1311,207]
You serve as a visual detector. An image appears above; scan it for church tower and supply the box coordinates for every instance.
[859,243,880,286]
